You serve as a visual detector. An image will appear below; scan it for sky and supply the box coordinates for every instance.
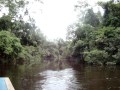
[28,0,110,41]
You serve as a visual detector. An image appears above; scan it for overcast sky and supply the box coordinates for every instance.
[29,0,110,41]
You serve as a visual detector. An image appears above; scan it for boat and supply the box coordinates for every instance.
[0,77,15,90]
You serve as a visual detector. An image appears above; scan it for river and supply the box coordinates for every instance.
[1,61,120,90]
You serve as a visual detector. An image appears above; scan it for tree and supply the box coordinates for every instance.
[84,9,100,27]
[66,0,120,65]
[0,0,26,18]
[102,1,120,27]
[0,31,24,64]
[84,50,108,65]
[0,0,46,65]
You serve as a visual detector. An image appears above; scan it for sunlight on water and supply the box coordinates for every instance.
[35,68,82,90]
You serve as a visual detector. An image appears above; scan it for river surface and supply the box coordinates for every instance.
[1,61,120,90]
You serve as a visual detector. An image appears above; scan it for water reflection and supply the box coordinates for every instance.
[36,68,81,90]
[1,61,120,90]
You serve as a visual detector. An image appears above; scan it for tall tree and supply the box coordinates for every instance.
[84,9,100,27]
[102,1,120,27]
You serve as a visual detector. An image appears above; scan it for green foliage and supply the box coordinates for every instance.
[84,9,100,27]
[69,26,120,65]
[72,40,86,56]
[84,50,108,65]
[73,24,95,43]
[0,0,26,17]
[0,15,12,31]
[0,0,45,46]
[22,46,43,65]
[67,0,120,65]
[41,39,67,60]
[102,1,120,27]
[0,31,24,64]
[12,20,45,46]
[0,0,46,65]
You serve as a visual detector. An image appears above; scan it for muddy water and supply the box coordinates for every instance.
[1,61,120,90]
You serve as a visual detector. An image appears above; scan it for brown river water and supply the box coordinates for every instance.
[1,61,120,90]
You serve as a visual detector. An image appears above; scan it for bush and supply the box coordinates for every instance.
[0,31,24,64]
[84,49,108,65]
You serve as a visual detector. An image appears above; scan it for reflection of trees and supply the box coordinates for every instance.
[72,65,120,90]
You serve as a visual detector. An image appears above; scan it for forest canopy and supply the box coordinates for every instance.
[0,0,47,65]
[67,0,120,65]
[0,0,120,66]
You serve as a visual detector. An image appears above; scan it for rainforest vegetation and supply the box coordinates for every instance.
[0,0,65,65]
[0,0,120,66]
[67,0,120,65]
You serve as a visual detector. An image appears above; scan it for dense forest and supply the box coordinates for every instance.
[66,0,120,65]
[0,0,66,65]
[1,1,120,90]
[0,0,120,66]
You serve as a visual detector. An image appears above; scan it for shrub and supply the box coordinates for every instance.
[0,31,24,64]
[84,49,108,65]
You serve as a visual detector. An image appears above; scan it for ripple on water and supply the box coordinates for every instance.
[35,68,82,90]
